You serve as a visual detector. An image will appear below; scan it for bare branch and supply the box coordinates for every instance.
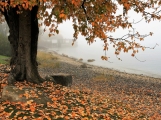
[144,43,159,49]
[132,18,144,24]
[134,56,146,62]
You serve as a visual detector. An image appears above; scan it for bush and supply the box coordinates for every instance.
[0,34,11,57]
[0,23,11,57]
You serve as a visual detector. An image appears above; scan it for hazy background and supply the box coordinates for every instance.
[39,9,161,78]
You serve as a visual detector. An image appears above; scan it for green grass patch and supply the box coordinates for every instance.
[37,51,60,69]
[0,55,10,64]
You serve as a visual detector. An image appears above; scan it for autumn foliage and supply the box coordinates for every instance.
[0,0,161,60]
[0,0,161,119]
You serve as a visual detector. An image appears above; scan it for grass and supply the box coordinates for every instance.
[37,51,60,69]
[0,55,10,64]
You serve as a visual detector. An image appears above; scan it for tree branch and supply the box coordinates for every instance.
[81,0,89,21]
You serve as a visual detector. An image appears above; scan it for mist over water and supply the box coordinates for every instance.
[39,13,161,78]
[49,37,161,78]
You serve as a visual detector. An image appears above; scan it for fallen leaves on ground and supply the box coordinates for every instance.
[0,64,161,119]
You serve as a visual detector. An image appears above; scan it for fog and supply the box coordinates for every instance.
[38,10,161,79]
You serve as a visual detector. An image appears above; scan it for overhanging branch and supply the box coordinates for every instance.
[81,0,90,21]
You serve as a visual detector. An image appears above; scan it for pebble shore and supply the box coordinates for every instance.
[39,50,161,96]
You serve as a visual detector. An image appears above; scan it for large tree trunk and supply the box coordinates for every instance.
[3,6,44,84]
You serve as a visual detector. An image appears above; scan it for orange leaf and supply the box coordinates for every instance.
[124,3,130,10]
[22,4,25,8]
[52,97,57,101]
[140,38,144,41]
[23,116,28,119]
[64,116,70,119]
[29,102,36,112]
[142,47,145,51]
[48,34,52,37]
[27,100,33,104]
[59,13,67,19]
[92,22,95,26]
[131,53,135,57]
[4,73,8,77]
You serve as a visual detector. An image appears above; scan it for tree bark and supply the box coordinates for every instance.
[3,6,44,84]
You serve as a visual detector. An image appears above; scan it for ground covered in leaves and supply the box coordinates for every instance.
[0,51,161,119]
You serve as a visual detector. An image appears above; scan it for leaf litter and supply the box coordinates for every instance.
[0,64,161,119]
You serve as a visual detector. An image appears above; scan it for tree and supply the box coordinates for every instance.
[0,0,160,84]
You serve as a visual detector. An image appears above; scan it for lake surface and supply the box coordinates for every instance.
[49,37,161,79]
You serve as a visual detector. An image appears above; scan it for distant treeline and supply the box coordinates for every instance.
[0,23,11,57]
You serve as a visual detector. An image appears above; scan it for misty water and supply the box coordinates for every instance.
[40,12,161,79]
[49,37,161,79]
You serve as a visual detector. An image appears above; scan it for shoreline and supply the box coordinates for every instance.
[40,49,161,84]
[0,49,160,118]
[44,46,161,79]
[1,49,160,117]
